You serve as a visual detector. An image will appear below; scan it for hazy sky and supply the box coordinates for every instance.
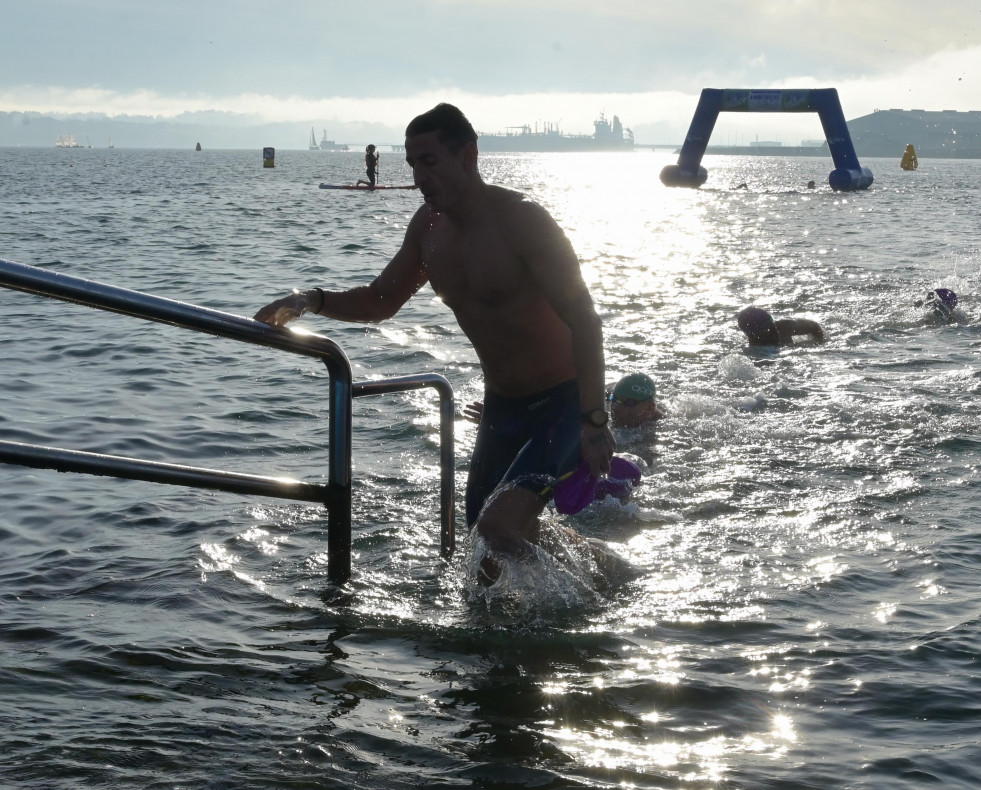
[3,0,980,143]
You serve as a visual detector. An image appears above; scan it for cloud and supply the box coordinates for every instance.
[4,40,978,127]
[2,11,979,146]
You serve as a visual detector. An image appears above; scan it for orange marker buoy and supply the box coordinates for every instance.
[900,143,918,171]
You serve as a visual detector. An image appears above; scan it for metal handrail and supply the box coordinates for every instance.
[353,375,456,557]
[0,257,455,582]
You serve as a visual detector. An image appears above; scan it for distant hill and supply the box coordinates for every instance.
[847,108,981,158]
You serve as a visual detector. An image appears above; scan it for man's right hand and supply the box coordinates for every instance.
[253,290,312,327]
[581,423,616,479]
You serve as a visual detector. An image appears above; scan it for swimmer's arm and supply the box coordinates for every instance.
[775,318,824,344]
[792,318,824,343]
[253,210,429,326]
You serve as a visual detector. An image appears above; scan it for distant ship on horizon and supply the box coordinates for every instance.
[55,133,83,148]
[309,127,349,152]
[477,113,634,153]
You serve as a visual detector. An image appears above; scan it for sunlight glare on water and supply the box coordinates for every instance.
[2,147,981,789]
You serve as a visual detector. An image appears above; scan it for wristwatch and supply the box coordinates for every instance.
[581,408,609,428]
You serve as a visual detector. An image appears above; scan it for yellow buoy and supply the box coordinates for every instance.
[263,147,275,168]
[900,143,918,171]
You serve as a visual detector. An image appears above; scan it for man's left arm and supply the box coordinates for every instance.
[513,202,615,477]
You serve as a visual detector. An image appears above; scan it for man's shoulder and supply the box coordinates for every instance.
[408,202,436,224]
[401,204,440,247]
[486,184,533,211]
[486,186,556,231]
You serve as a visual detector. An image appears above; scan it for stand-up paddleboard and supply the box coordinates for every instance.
[319,183,418,191]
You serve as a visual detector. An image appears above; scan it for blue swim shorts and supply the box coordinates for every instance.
[465,379,582,526]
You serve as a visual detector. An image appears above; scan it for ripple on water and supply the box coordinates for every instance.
[3,150,981,788]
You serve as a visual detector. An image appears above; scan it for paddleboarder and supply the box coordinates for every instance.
[356,144,380,187]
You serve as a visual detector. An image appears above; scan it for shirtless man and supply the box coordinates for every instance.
[737,306,825,346]
[253,103,615,557]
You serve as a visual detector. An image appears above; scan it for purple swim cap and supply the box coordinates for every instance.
[737,306,778,344]
[930,288,958,311]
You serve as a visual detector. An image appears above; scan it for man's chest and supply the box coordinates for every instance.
[421,224,526,308]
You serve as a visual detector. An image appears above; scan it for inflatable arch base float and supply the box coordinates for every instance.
[660,88,874,192]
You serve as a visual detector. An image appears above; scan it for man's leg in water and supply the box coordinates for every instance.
[474,484,634,587]
[474,485,545,555]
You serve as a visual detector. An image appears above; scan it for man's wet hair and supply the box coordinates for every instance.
[406,103,478,152]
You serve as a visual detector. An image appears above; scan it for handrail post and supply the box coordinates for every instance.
[326,368,353,583]
[437,383,456,556]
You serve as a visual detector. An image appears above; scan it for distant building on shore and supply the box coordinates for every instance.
[848,108,981,158]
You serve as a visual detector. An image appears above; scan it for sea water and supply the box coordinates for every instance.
[1,145,980,789]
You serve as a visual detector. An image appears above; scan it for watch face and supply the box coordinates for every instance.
[585,408,608,427]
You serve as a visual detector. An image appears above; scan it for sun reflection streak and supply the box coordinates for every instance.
[198,541,268,592]
[511,154,726,306]
[543,721,798,781]
[773,713,796,737]
[240,525,287,556]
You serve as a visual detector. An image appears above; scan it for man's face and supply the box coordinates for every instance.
[405,131,471,212]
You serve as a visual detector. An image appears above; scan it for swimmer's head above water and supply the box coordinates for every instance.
[917,288,958,318]
[609,373,661,428]
[737,306,780,346]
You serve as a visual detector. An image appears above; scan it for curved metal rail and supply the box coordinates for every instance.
[0,258,455,582]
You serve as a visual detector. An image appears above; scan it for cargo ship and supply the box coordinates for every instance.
[309,127,349,152]
[477,113,633,152]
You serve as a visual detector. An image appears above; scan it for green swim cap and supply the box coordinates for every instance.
[612,373,656,403]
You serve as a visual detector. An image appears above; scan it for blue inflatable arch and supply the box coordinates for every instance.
[660,88,874,191]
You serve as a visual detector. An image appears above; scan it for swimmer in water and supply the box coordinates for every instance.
[915,288,958,321]
[737,306,824,346]
[608,372,665,429]
[464,372,665,432]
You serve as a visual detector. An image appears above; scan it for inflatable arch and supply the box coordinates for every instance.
[660,88,874,191]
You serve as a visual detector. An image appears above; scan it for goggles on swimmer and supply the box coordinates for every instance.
[609,393,651,408]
